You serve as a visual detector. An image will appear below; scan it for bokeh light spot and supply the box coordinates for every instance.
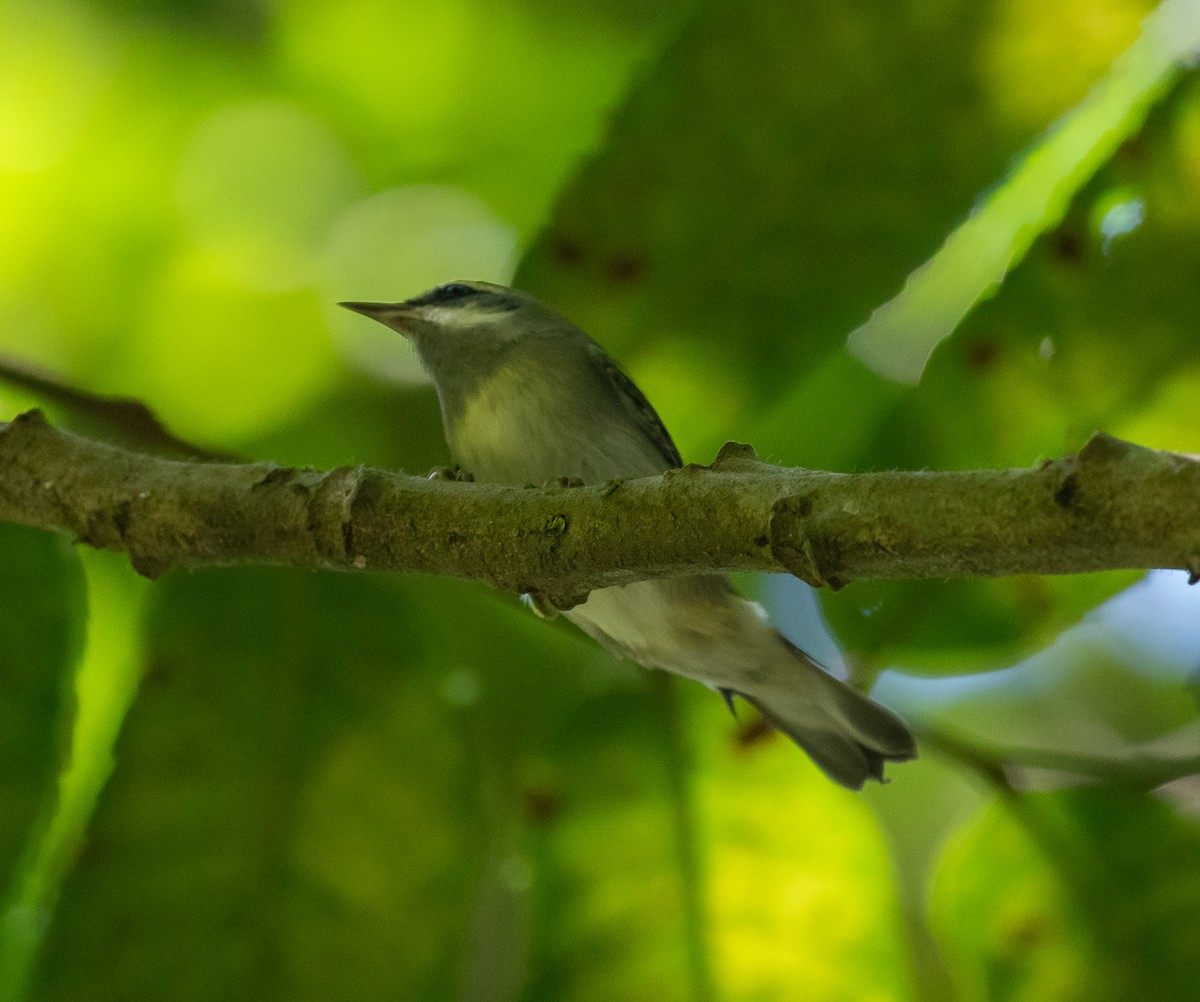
[322,185,517,383]
[0,2,117,173]
[133,251,338,441]
[980,0,1146,129]
[175,99,362,292]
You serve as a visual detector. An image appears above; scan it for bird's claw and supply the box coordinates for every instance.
[428,465,474,482]
[523,590,560,620]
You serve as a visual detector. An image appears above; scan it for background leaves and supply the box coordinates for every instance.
[0,525,83,972]
[2,0,1199,999]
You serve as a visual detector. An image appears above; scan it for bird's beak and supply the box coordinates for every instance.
[338,301,419,337]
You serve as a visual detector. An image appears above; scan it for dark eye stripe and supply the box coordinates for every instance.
[427,282,477,303]
[406,281,523,312]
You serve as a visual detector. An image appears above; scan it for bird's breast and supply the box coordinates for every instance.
[446,364,665,484]
[447,366,545,482]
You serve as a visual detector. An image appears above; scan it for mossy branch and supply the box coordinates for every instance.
[1,409,1198,600]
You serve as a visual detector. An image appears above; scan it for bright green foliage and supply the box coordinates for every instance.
[688,695,913,1002]
[2,0,1200,999]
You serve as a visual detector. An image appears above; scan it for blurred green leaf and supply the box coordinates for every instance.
[823,573,1141,674]
[847,0,1200,384]
[858,74,1200,475]
[519,0,1195,669]
[0,525,84,989]
[0,525,84,879]
[519,0,1100,461]
[522,683,705,1002]
[33,568,481,1001]
[835,74,1200,668]
[931,788,1200,1002]
[687,694,913,1002]
[31,569,724,1001]
[931,796,1090,1002]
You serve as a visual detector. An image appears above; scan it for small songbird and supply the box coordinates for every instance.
[341,281,916,788]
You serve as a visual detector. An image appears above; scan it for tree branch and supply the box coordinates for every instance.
[1,409,1198,600]
[0,354,234,460]
[914,723,1200,792]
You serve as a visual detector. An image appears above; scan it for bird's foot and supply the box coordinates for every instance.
[523,590,560,620]
[428,465,474,482]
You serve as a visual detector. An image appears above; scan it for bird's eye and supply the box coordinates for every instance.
[430,282,476,303]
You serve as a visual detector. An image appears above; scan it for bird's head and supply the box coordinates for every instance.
[341,280,578,388]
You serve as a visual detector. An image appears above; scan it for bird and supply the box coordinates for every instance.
[340,280,916,788]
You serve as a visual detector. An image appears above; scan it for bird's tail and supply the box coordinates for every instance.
[739,639,917,790]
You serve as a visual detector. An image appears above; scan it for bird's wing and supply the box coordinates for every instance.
[587,343,683,470]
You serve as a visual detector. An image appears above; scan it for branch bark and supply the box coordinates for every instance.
[1,409,1198,601]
